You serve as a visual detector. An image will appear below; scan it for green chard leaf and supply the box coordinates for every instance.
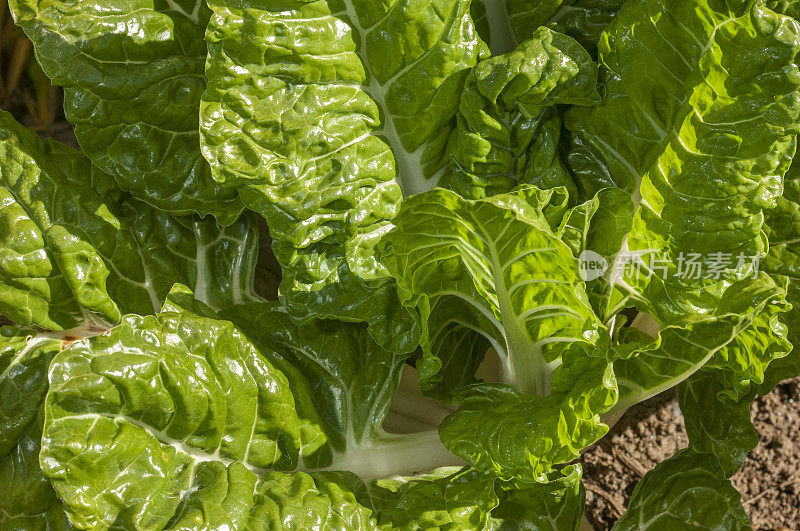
[381,188,605,397]
[557,187,634,315]
[490,465,585,530]
[675,275,791,477]
[0,326,71,529]
[504,0,625,56]
[551,0,800,419]
[767,0,800,19]
[612,274,792,412]
[39,285,531,530]
[380,0,800,493]
[7,0,243,221]
[613,449,751,530]
[368,467,499,530]
[442,27,600,199]
[6,0,800,526]
[438,352,615,482]
[200,0,492,351]
[381,188,617,479]
[678,372,758,478]
[762,160,800,383]
[0,110,259,330]
[566,0,800,322]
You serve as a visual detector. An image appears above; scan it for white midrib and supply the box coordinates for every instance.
[0,336,53,381]
[131,241,161,313]
[482,0,517,55]
[165,0,201,25]
[60,412,462,481]
[341,1,436,196]
[612,318,739,412]
[99,230,160,314]
[325,430,464,479]
[474,217,554,396]
[62,412,276,475]
[192,220,221,309]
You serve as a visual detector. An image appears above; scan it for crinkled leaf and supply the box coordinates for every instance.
[368,467,499,530]
[382,189,603,394]
[558,188,633,262]
[439,350,615,483]
[613,449,751,530]
[674,266,792,479]
[565,0,800,323]
[762,161,800,385]
[381,187,618,477]
[0,327,61,455]
[1,420,72,530]
[200,0,487,350]
[41,286,477,529]
[0,110,259,329]
[557,187,634,315]
[8,0,242,221]
[442,28,600,199]
[767,0,800,19]
[381,187,605,397]
[613,275,791,411]
[407,186,570,402]
[217,300,409,455]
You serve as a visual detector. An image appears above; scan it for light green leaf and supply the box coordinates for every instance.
[612,275,791,412]
[200,0,488,350]
[381,187,605,397]
[613,449,751,530]
[410,186,570,402]
[0,110,259,330]
[368,467,499,530]
[442,28,600,199]
[381,188,618,478]
[565,0,800,322]
[40,286,485,529]
[8,0,243,222]
[439,350,615,483]
[557,187,634,315]
[0,327,70,529]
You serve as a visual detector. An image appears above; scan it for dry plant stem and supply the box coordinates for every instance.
[584,482,625,517]
[611,446,647,478]
[743,471,800,506]
[0,19,15,50]
[5,36,30,96]
[23,81,57,130]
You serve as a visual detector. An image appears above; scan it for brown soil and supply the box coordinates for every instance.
[582,379,800,530]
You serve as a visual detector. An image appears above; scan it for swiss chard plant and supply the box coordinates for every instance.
[1,0,800,529]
